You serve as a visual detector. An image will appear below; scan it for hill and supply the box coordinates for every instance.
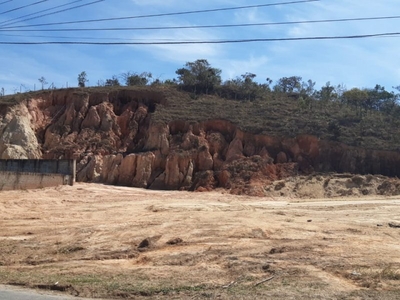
[2,84,400,151]
[1,85,400,195]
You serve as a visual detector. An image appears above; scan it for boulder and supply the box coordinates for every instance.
[276,152,288,164]
[225,138,244,163]
[0,104,42,159]
[132,152,155,188]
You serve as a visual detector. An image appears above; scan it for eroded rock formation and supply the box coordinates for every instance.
[2,88,400,195]
[0,103,42,159]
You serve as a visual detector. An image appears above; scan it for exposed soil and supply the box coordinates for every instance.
[1,181,400,299]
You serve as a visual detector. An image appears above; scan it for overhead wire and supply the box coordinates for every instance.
[0,0,398,46]
[1,32,399,45]
[0,0,49,16]
[0,0,83,26]
[0,0,105,28]
[0,0,13,6]
[0,32,181,41]
[0,0,331,46]
[1,15,400,32]
[0,0,319,29]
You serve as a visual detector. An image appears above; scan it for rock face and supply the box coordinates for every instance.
[2,88,400,195]
[0,103,42,159]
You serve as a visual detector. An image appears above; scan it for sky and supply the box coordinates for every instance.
[0,0,400,95]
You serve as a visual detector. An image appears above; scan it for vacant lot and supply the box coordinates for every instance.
[1,183,400,299]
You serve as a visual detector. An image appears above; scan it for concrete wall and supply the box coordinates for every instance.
[0,159,76,191]
[0,159,75,177]
[0,172,71,191]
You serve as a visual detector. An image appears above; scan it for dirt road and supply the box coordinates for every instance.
[1,184,400,299]
[0,284,98,300]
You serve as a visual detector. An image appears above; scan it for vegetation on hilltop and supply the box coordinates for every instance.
[1,59,400,151]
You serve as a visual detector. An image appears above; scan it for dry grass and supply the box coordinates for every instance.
[1,184,400,299]
[2,86,400,150]
[339,265,400,289]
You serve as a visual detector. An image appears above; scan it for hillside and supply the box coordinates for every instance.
[1,86,400,195]
[2,85,400,151]
[152,88,400,151]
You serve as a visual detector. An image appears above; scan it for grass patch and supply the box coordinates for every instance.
[0,267,210,298]
[336,264,400,289]
[56,245,85,254]
[1,265,399,299]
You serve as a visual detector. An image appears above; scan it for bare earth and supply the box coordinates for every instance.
[1,183,400,299]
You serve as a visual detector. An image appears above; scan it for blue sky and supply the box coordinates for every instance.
[0,0,400,94]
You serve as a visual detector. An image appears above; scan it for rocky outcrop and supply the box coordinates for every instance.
[2,88,400,196]
[0,103,42,159]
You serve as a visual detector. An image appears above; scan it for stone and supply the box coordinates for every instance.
[144,123,170,155]
[0,104,42,159]
[166,238,183,245]
[138,238,150,249]
[276,151,288,164]
[388,222,400,228]
[197,146,214,171]
[132,152,155,188]
[118,154,137,186]
[81,106,101,129]
[225,138,244,162]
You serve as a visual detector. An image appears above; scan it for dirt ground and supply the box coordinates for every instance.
[1,182,400,299]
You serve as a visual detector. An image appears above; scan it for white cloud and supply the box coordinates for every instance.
[1,0,400,93]
[130,27,224,63]
[234,8,266,23]
[218,55,270,80]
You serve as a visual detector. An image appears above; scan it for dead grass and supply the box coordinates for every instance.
[152,89,400,151]
[2,86,400,150]
[341,265,400,288]
[1,184,400,299]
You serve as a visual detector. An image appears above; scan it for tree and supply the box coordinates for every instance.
[301,79,316,97]
[105,76,120,87]
[221,73,258,101]
[239,73,259,100]
[38,76,48,90]
[393,85,400,93]
[176,59,222,94]
[151,78,162,86]
[342,88,369,116]
[334,83,347,100]
[364,84,395,111]
[0,87,4,96]
[273,76,302,93]
[266,77,273,87]
[218,72,270,101]
[164,79,178,85]
[317,82,337,102]
[122,72,152,86]
[78,71,88,87]
[328,120,341,141]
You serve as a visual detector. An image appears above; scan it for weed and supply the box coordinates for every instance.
[57,245,85,254]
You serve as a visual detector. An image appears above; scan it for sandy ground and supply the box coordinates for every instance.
[1,183,400,299]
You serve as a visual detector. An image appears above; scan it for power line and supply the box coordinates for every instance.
[0,0,83,26]
[0,0,13,6]
[0,0,319,29]
[0,32,399,45]
[1,15,400,32]
[0,0,49,16]
[0,32,181,41]
[0,0,105,28]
